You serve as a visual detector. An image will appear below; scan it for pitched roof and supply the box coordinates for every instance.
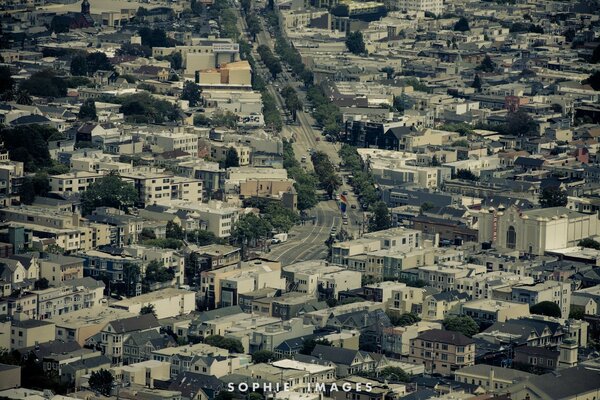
[107,313,159,333]
[523,366,600,399]
[416,329,475,346]
[168,372,223,399]
[311,344,360,365]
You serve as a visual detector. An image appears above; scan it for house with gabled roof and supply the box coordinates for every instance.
[98,313,160,366]
[310,344,377,377]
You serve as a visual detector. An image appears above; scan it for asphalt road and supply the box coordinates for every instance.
[236,7,368,264]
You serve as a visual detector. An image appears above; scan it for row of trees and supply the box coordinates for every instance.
[280,85,302,121]
[311,151,342,199]
[257,44,282,78]
[274,35,314,87]
[261,91,283,132]
[70,52,113,76]
[282,140,318,211]
[307,85,343,139]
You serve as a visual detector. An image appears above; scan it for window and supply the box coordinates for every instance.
[506,226,516,249]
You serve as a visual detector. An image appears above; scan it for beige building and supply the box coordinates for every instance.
[478,206,600,255]
[35,277,105,320]
[111,289,196,319]
[382,321,442,357]
[49,171,104,193]
[461,299,531,323]
[148,131,198,155]
[511,281,571,318]
[211,142,252,166]
[49,306,135,346]
[120,169,203,206]
[409,329,475,376]
[112,360,170,388]
[11,318,56,350]
[239,178,297,210]
[455,365,534,393]
[197,61,252,89]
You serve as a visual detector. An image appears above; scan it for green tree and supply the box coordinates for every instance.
[569,309,585,320]
[70,54,89,76]
[252,350,275,364]
[369,201,391,232]
[166,221,185,240]
[34,278,49,290]
[211,109,238,128]
[20,69,67,98]
[18,173,50,204]
[224,148,240,168]
[530,301,561,318]
[79,99,97,121]
[388,312,421,327]
[378,366,410,382]
[345,31,366,55]
[591,43,600,64]
[15,90,33,105]
[443,315,479,337]
[181,81,202,107]
[539,187,567,208]
[204,335,244,353]
[140,304,157,317]
[232,213,273,259]
[455,169,478,181]
[85,52,114,74]
[579,238,600,250]
[471,74,482,91]
[420,202,435,214]
[477,55,496,72]
[381,66,395,79]
[144,260,175,284]
[119,92,181,123]
[0,66,15,95]
[454,16,470,32]
[80,173,138,215]
[89,369,114,396]
[505,109,536,136]
[584,71,600,91]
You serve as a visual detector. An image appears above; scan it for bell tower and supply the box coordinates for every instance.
[81,0,90,15]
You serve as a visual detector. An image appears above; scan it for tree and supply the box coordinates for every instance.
[455,169,478,181]
[252,350,275,364]
[539,187,567,208]
[34,278,49,290]
[118,92,181,123]
[232,213,272,259]
[345,31,366,55]
[211,109,238,128]
[388,312,421,327]
[79,99,97,121]
[505,109,536,136]
[144,260,175,286]
[204,335,244,353]
[477,55,496,73]
[443,315,479,337]
[369,201,391,232]
[15,90,32,105]
[590,43,600,64]
[18,173,50,204]
[0,66,15,95]
[569,309,585,320]
[530,301,561,318]
[579,238,600,250]
[86,52,113,74]
[20,69,67,98]
[80,173,138,215]
[584,71,600,91]
[454,16,470,31]
[140,304,157,317]
[181,81,201,107]
[378,366,410,382]
[89,369,114,396]
[420,202,434,214]
[166,221,185,240]
[224,148,240,168]
[299,338,332,355]
[471,74,482,91]
[70,54,88,76]
[381,66,395,79]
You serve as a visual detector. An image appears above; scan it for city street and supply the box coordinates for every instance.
[237,6,367,264]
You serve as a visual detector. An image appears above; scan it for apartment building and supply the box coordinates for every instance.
[79,249,143,296]
[211,143,252,166]
[382,321,442,357]
[511,281,571,318]
[160,200,240,238]
[120,169,203,207]
[10,318,56,350]
[98,313,160,365]
[110,288,196,319]
[49,171,104,193]
[152,40,240,77]
[394,0,443,15]
[151,342,229,377]
[461,299,530,324]
[409,329,475,376]
[122,245,185,285]
[197,61,252,89]
[35,277,105,320]
[417,262,486,292]
[282,260,362,299]
[200,259,285,309]
[148,131,198,155]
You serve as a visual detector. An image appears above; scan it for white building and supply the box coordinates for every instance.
[110,288,196,319]
[394,0,443,15]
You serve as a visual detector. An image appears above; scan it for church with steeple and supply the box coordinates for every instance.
[54,0,94,30]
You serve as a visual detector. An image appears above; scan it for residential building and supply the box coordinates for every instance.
[409,329,475,375]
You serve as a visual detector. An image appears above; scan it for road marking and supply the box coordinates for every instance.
[273,206,323,261]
